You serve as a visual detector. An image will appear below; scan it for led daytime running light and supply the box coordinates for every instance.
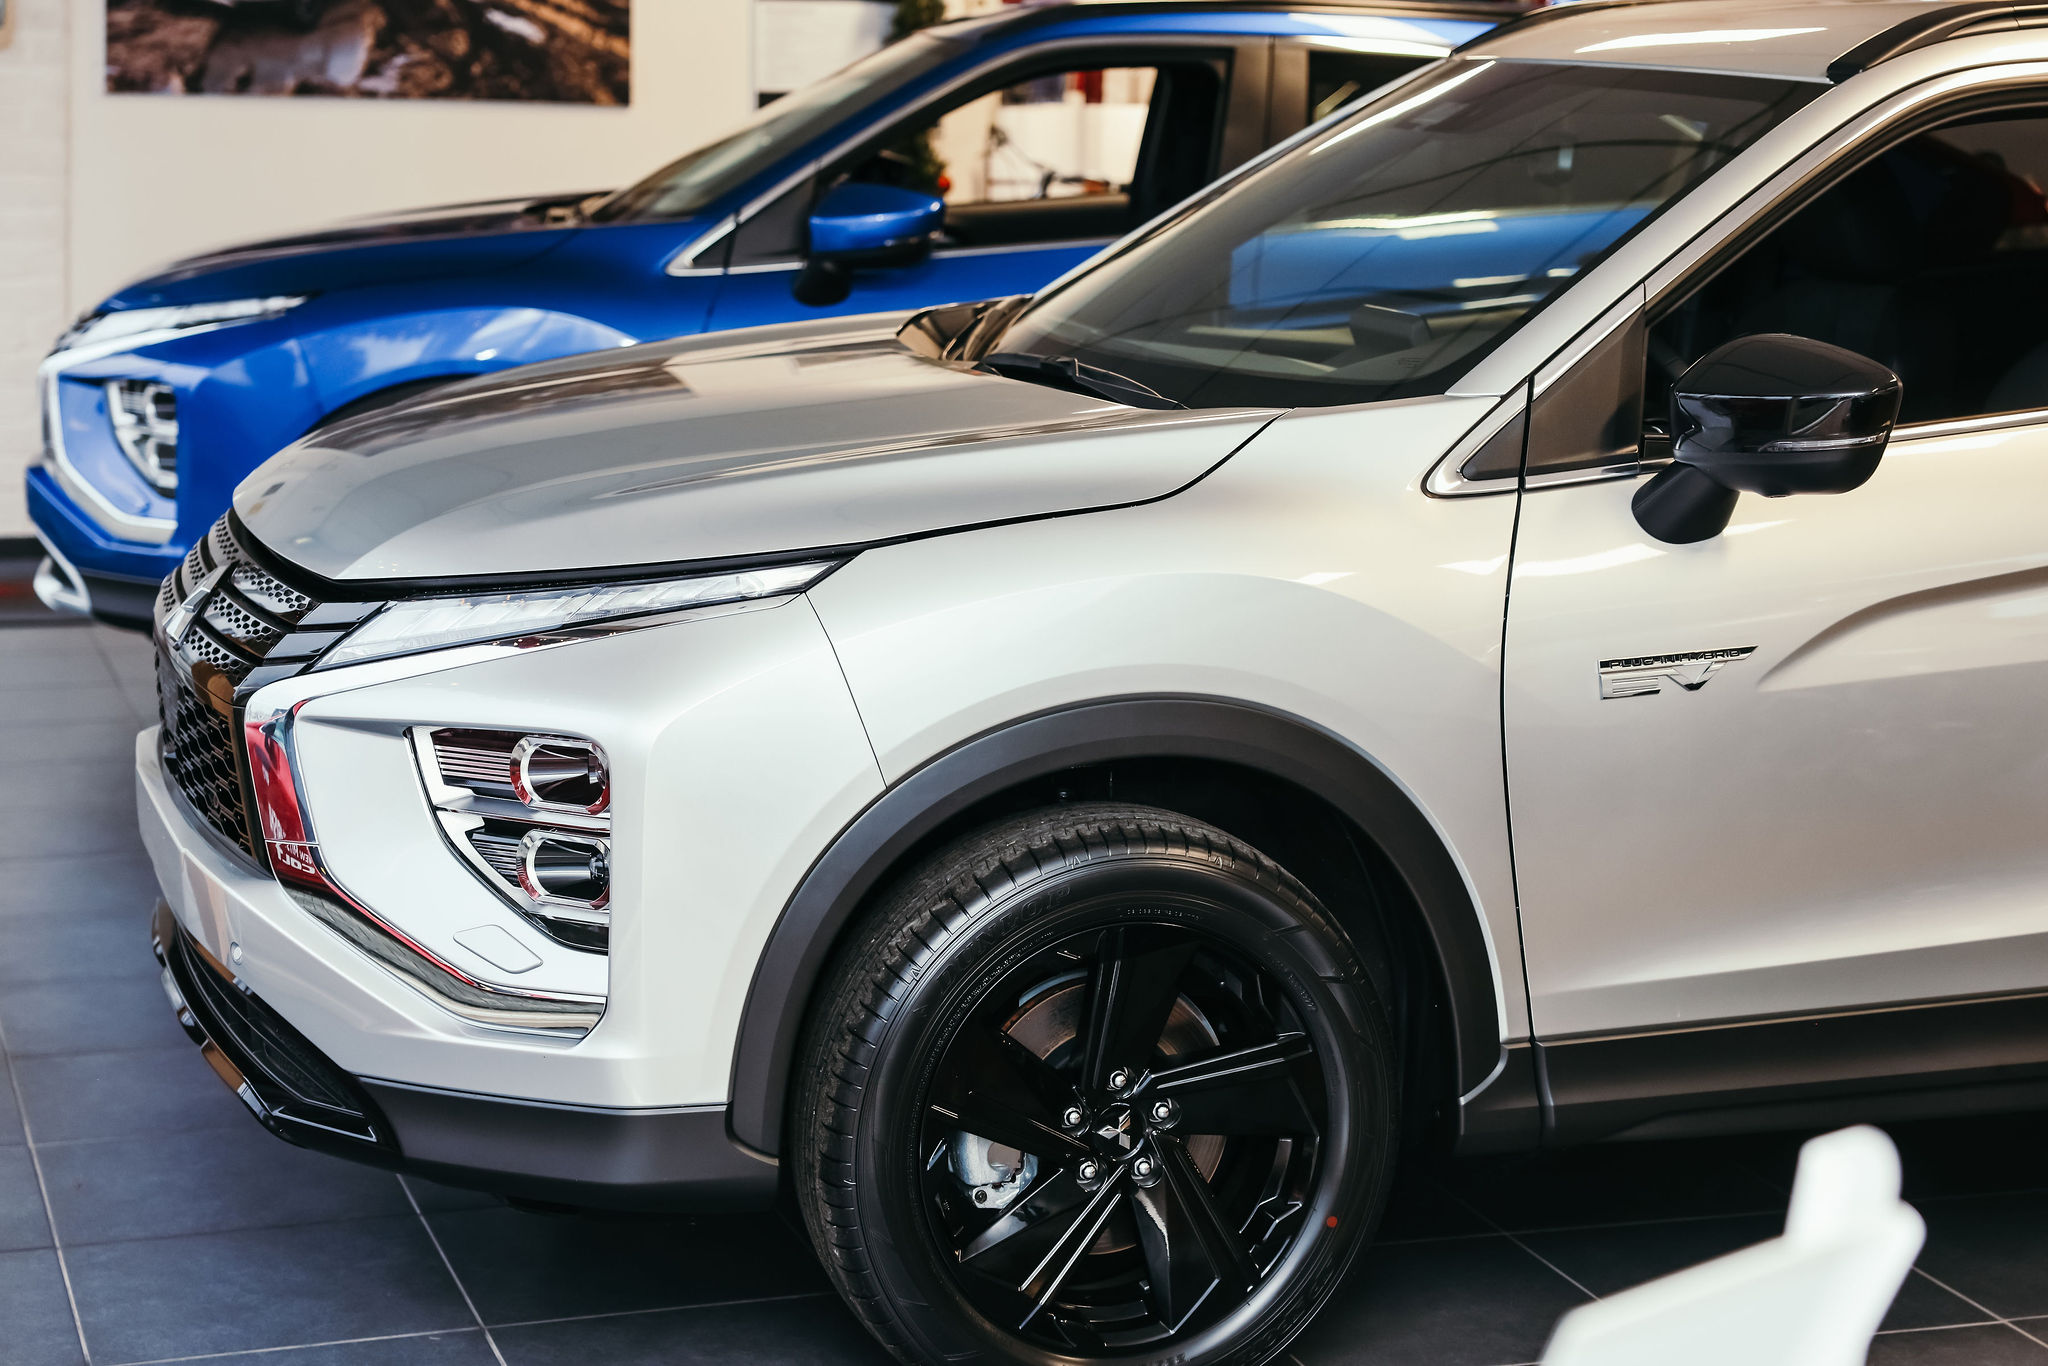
[56,296,308,354]
[321,561,836,669]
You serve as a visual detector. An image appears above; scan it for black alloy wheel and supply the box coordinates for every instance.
[795,804,1397,1366]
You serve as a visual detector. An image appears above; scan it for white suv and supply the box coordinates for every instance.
[137,3,2048,1362]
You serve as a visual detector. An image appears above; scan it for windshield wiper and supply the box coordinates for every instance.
[975,352,1183,410]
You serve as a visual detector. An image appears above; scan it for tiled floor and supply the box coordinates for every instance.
[6,620,2048,1365]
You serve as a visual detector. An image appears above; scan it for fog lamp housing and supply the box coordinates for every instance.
[410,727,615,951]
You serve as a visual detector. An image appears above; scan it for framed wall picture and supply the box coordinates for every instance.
[105,0,630,101]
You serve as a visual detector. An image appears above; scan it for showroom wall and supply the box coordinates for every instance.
[0,0,760,537]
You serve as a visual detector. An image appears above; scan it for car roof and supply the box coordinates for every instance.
[1467,0,2043,83]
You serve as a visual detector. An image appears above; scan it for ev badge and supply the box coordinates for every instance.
[1597,647,1757,700]
[163,564,228,647]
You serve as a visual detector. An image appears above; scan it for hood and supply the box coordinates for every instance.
[236,315,1278,583]
[99,192,637,310]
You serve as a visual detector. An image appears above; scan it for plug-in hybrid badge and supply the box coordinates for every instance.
[1598,647,1756,699]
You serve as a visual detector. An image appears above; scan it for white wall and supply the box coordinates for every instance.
[0,0,73,539]
[0,0,759,537]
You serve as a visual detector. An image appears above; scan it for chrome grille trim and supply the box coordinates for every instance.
[155,514,327,856]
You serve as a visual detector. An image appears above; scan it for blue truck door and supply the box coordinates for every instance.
[703,37,1271,330]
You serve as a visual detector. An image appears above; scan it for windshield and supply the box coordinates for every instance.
[592,33,961,223]
[989,60,1817,409]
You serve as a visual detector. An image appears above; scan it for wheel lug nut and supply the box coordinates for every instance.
[1149,1099,1176,1126]
[1108,1068,1132,1092]
[1077,1159,1100,1183]
[1062,1106,1085,1129]
[1132,1155,1161,1187]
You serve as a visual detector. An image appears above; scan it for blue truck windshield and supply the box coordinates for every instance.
[991,59,1818,409]
[593,33,962,223]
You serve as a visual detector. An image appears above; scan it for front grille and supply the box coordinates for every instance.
[156,515,326,855]
[158,655,250,850]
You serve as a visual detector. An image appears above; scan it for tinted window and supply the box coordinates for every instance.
[1651,108,2048,426]
[592,33,960,223]
[988,60,1816,410]
[1306,50,1423,124]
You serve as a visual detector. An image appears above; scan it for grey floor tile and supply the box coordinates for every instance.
[0,720,146,767]
[1867,1323,2048,1363]
[0,815,144,863]
[0,903,165,987]
[1378,1167,1493,1243]
[1915,1193,2048,1319]
[66,1215,474,1364]
[398,1175,503,1215]
[39,1124,411,1245]
[1289,1234,1588,1366]
[0,650,117,692]
[493,1294,881,1365]
[1519,1210,1979,1333]
[427,1205,827,1326]
[0,972,191,1057]
[0,1248,83,1366]
[0,686,140,726]
[132,1330,499,1365]
[0,850,159,921]
[13,1046,248,1144]
[0,627,105,662]
[0,1060,24,1146]
[0,1142,52,1252]
[1439,1137,1788,1232]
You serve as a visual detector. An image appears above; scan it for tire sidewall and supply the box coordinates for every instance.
[850,851,1396,1366]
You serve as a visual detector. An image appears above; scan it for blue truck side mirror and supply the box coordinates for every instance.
[794,182,945,307]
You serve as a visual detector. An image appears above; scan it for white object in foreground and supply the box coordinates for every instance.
[1542,1126,1924,1366]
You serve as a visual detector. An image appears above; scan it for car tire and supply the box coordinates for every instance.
[793,802,1397,1365]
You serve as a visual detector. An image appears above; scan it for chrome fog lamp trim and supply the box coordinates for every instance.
[511,735,609,816]
[516,829,612,921]
[319,560,840,670]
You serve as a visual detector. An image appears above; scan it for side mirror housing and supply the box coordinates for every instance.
[793,183,945,307]
[1633,333,1901,544]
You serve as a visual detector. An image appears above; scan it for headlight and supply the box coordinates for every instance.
[319,561,840,669]
[52,295,308,356]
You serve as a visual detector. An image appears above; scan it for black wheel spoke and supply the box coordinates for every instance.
[1015,1164,1130,1330]
[1145,1033,1320,1136]
[959,1166,1088,1278]
[1081,927,1198,1091]
[1131,1181,1221,1331]
[1158,1137,1261,1296]
[931,1024,1090,1160]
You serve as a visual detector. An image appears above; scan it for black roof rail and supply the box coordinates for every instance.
[940,0,1536,39]
[1828,2,2048,83]
[1450,0,1663,57]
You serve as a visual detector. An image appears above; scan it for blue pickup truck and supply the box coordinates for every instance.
[29,0,1516,626]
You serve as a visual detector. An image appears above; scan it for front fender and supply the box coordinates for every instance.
[727,696,1506,1157]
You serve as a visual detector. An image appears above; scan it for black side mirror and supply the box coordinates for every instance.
[1632,333,1901,544]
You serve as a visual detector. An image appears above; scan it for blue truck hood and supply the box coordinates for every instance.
[98,192,667,310]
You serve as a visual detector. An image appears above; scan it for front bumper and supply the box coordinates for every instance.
[26,466,181,628]
[138,727,780,1210]
[151,901,776,1209]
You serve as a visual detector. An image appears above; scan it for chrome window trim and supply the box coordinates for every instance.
[1893,407,2048,441]
[1423,390,1526,498]
[662,31,1310,279]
